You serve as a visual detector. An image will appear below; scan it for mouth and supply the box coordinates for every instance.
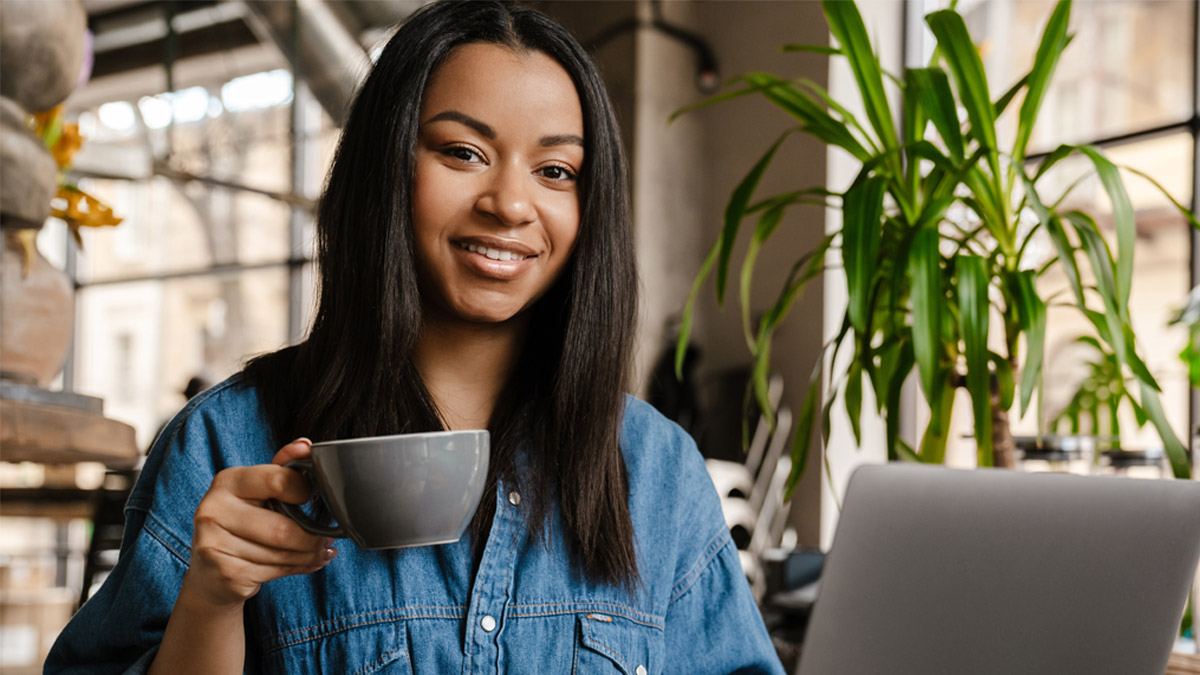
[451,238,538,281]
[453,239,538,262]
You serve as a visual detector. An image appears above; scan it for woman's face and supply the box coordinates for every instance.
[412,42,584,326]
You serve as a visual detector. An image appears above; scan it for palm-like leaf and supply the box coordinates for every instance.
[676,0,1195,493]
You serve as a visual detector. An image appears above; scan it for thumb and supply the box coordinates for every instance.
[272,437,313,466]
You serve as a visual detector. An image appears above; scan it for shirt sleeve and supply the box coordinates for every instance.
[44,382,254,674]
[42,504,184,674]
[632,403,783,675]
[662,527,785,675]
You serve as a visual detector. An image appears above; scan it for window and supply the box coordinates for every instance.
[907,0,1198,454]
[48,73,336,448]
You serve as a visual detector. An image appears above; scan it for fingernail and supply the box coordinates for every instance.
[295,437,312,446]
[323,547,338,561]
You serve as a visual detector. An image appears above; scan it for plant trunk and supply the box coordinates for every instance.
[990,383,1017,468]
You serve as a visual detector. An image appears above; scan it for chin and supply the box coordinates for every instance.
[452,303,523,325]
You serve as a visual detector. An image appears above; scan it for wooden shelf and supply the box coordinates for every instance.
[0,487,95,520]
[0,398,138,468]
[1169,653,1200,675]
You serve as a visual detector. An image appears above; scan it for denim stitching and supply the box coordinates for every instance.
[267,606,465,643]
[510,609,662,630]
[580,620,629,674]
[265,613,462,653]
[142,513,191,566]
[571,617,581,675]
[510,601,662,623]
[670,528,728,602]
[350,645,408,675]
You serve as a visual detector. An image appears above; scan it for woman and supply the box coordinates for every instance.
[46,2,783,673]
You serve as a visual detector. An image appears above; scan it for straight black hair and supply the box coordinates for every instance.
[244,0,640,588]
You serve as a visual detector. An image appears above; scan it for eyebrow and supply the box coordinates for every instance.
[423,110,584,148]
[539,134,584,148]
[424,111,494,138]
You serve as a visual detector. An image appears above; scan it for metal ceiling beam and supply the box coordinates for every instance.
[240,0,372,126]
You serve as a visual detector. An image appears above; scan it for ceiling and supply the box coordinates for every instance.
[74,0,419,118]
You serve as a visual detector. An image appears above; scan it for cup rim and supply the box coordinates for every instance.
[310,429,489,448]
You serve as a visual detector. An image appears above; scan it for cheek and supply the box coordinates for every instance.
[544,200,581,259]
[410,165,438,235]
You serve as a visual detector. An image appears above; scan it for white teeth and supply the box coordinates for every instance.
[459,242,527,261]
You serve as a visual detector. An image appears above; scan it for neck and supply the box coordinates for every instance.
[413,311,529,431]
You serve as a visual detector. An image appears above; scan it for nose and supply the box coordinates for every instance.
[475,162,536,227]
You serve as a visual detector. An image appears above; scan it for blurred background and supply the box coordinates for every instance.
[0,0,1196,671]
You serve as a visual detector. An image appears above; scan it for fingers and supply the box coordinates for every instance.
[190,463,340,607]
[185,542,335,607]
[205,532,337,568]
[272,437,312,466]
[214,464,312,505]
[212,498,330,552]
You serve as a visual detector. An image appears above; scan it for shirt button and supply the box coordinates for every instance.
[636,666,647,675]
[480,615,497,632]
[508,491,521,506]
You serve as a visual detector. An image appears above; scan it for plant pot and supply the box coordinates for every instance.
[0,230,74,386]
[0,97,58,229]
[0,0,86,113]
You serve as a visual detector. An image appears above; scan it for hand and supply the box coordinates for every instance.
[181,438,337,610]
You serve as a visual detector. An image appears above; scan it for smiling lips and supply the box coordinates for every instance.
[453,239,538,280]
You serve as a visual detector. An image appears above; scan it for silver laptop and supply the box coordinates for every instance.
[798,463,1200,675]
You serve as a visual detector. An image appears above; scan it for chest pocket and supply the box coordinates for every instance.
[573,612,662,675]
[260,620,413,675]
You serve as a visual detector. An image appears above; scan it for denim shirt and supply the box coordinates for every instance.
[46,375,783,674]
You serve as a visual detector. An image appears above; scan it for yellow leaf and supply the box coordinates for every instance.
[51,187,123,230]
[15,229,38,278]
[30,104,62,135]
[50,123,83,168]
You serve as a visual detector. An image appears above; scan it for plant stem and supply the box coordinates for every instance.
[991,372,1017,468]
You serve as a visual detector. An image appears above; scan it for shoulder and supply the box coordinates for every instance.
[619,395,728,566]
[619,395,698,465]
[156,373,276,463]
[166,371,263,425]
[128,373,278,513]
[619,395,709,488]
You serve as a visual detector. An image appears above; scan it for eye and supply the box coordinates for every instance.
[441,145,484,163]
[537,164,577,182]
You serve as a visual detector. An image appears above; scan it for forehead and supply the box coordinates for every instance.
[420,42,584,135]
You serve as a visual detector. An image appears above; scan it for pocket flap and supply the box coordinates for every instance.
[577,613,654,675]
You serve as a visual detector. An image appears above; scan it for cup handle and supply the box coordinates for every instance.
[274,458,347,538]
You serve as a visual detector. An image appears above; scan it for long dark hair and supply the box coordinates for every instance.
[244,0,639,588]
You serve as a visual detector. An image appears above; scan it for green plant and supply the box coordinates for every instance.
[1169,285,1200,387]
[675,0,1197,495]
[1051,336,1146,443]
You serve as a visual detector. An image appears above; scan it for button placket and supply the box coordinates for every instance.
[460,480,521,674]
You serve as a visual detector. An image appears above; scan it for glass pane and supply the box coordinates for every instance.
[74,173,293,283]
[70,75,334,283]
[1012,132,1193,452]
[959,0,1194,152]
[74,268,290,448]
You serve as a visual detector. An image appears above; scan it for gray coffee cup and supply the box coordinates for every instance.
[277,430,489,550]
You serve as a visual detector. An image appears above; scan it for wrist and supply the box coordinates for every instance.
[177,570,249,616]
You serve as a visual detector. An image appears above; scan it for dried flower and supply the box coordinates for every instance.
[12,105,125,277]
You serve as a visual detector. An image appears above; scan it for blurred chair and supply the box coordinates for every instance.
[706,374,783,503]
[712,401,794,601]
[79,468,136,607]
